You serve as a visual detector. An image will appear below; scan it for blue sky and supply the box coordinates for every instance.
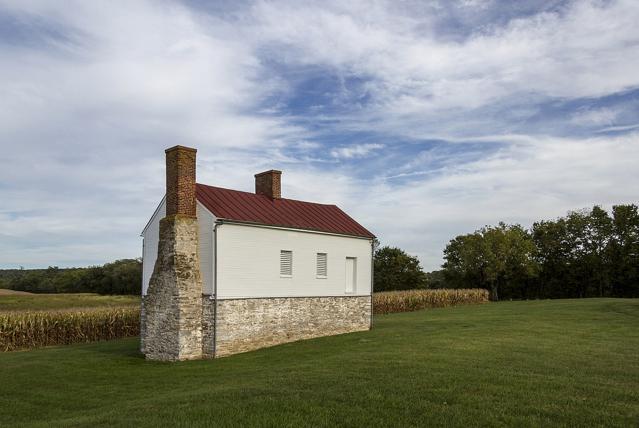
[0,0,638,271]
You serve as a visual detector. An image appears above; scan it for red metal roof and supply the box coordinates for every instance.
[196,183,374,238]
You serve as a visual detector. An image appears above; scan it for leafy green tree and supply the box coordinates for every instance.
[102,259,143,294]
[531,218,573,298]
[580,206,613,297]
[441,232,485,290]
[424,270,446,288]
[443,223,538,301]
[0,259,142,295]
[533,206,613,298]
[374,246,427,291]
[609,204,639,297]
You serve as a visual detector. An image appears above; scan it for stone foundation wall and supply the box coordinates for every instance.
[201,296,215,358]
[213,296,371,357]
[140,299,147,353]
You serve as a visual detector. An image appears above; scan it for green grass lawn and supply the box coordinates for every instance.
[0,292,139,312]
[0,298,637,427]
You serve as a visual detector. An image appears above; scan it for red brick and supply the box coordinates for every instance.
[254,170,282,199]
[165,145,197,217]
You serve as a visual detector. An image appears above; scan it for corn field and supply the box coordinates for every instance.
[0,307,140,352]
[373,289,489,314]
[1,290,488,351]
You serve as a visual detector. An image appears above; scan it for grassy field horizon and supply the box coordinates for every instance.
[0,292,139,312]
[0,298,637,427]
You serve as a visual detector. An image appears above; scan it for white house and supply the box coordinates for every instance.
[141,146,374,361]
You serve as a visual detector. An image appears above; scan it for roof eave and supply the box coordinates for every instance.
[140,195,166,237]
[215,218,375,240]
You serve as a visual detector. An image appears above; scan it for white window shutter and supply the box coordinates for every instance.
[316,253,327,277]
[280,250,292,276]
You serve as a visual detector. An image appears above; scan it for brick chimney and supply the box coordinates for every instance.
[165,145,197,217]
[141,145,203,362]
[255,170,282,199]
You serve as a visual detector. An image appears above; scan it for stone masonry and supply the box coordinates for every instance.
[142,215,203,361]
[201,296,215,358]
[213,296,371,357]
[142,145,204,361]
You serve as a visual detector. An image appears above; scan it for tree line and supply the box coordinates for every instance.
[0,259,142,295]
[372,246,452,291]
[3,204,637,299]
[374,204,638,300]
[442,205,639,300]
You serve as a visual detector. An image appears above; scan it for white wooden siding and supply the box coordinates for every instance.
[141,199,165,295]
[141,199,215,295]
[216,223,372,299]
[197,203,215,295]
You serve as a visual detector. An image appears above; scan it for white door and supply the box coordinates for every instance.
[345,257,356,293]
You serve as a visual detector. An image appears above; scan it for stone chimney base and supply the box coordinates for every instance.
[142,215,203,361]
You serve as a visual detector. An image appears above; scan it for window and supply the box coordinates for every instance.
[280,250,292,277]
[316,253,327,278]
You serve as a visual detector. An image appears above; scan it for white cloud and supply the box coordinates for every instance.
[248,0,639,138]
[353,132,639,270]
[595,123,639,133]
[0,0,300,266]
[330,143,384,159]
[0,0,638,270]
[570,107,620,127]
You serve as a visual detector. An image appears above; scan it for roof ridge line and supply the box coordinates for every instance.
[195,183,338,207]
